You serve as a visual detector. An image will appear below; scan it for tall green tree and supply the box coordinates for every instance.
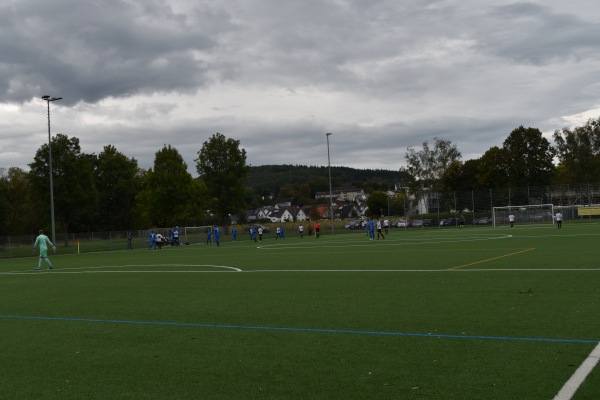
[502,126,555,187]
[146,145,204,227]
[366,190,389,217]
[437,159,483,212]
[476,146,510,188]
[403,138,462,189]
[440,159,482,192]
[402,137,461,213]
[195,133,249,223]
[553,117,600,183]
[0,167,35,235]
[94,145,141,230]
[130,168,153,229]
[295,183,312,206]
[28,134,97,235]
[0,168,10,234]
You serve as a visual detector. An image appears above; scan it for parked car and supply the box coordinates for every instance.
[474,216,492,225]
[344,220,365,230]
[409,219,424,228]
[396,219,408,228]
[439,218,459,226]
[245,224,271,233]
[422,218,434,227]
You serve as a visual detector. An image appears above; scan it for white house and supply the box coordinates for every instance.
[268,207,295,223]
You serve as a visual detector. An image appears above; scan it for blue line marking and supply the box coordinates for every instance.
[1,315,597,344]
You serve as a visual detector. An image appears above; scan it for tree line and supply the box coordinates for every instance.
[1,117,599,235]
[0,133,247,235]
[400,118,600,212]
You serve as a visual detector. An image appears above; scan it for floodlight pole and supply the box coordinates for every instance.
[326,132,334,234]
[42,95,62,245]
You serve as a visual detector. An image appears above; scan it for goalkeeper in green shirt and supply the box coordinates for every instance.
[34,229,55,270]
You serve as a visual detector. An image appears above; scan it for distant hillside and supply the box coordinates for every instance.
[245,164,402,193]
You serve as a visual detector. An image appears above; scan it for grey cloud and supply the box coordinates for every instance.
[477,3,600,65]
[0,0,236,104]
[2,0,600,174]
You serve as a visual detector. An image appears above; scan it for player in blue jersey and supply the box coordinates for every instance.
[214,227,220,247]
[367,219,375,240]
[149,230,156,249]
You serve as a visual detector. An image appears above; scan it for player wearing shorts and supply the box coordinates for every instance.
[34,229,55,270]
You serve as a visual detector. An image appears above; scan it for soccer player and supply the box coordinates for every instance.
[127,232,133,250]
[33,229,55,270]
[314,222,321,238]
[206,227,212,245]
[149,230,156,249]
[258,226,263,241]
[173,226,180,246]
[555,212,563,229]
[367,219,375,240]
[232,227,237,241]
[250,227,257,242]
[508,212,515,229]
[383,218,390,235]
[156,232,164,249]
[376,218,385,240]
[299,224,304,238]
[214,227,220,246]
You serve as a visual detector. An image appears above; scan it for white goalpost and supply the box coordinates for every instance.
[183,226,213,245]
[492,204,554,227]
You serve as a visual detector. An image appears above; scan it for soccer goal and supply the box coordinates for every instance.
[492,204,554,227]
[183,226,213,245]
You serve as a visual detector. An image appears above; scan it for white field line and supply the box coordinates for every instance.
[7,268,600,275]
[3,264,242,274]
[553,342,600,400]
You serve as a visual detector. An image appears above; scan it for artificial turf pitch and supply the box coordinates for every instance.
[1,224,599,399]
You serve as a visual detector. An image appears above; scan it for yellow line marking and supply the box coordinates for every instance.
[448,248,535,270]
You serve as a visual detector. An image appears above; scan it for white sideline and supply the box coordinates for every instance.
[553,342,600,400]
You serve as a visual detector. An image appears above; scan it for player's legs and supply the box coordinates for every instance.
[37,248,53,269]
[38,248,47,268]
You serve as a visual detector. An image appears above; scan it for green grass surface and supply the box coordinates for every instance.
[1,225,599,399]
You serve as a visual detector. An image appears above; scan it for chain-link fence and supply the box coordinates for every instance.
[3,183,600,259]
[0,230,144,259]
[414,183,600,223]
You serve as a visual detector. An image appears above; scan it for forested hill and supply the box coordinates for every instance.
[245,164,402,193]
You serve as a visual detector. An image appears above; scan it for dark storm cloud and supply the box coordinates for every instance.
[0,0,236,104]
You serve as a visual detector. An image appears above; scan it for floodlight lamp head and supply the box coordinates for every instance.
[326,132,332,136]
[42,96,62,102]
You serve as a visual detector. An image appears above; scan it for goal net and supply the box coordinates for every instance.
[492,204,554,227]
[183,226,213,245]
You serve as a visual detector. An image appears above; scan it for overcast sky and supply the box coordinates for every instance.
[2,0,600,177]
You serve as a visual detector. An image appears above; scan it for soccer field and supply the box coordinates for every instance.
[1,224,599,399]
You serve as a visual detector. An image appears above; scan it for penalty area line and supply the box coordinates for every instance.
[448,248,535,270]
[553,342,600,400]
